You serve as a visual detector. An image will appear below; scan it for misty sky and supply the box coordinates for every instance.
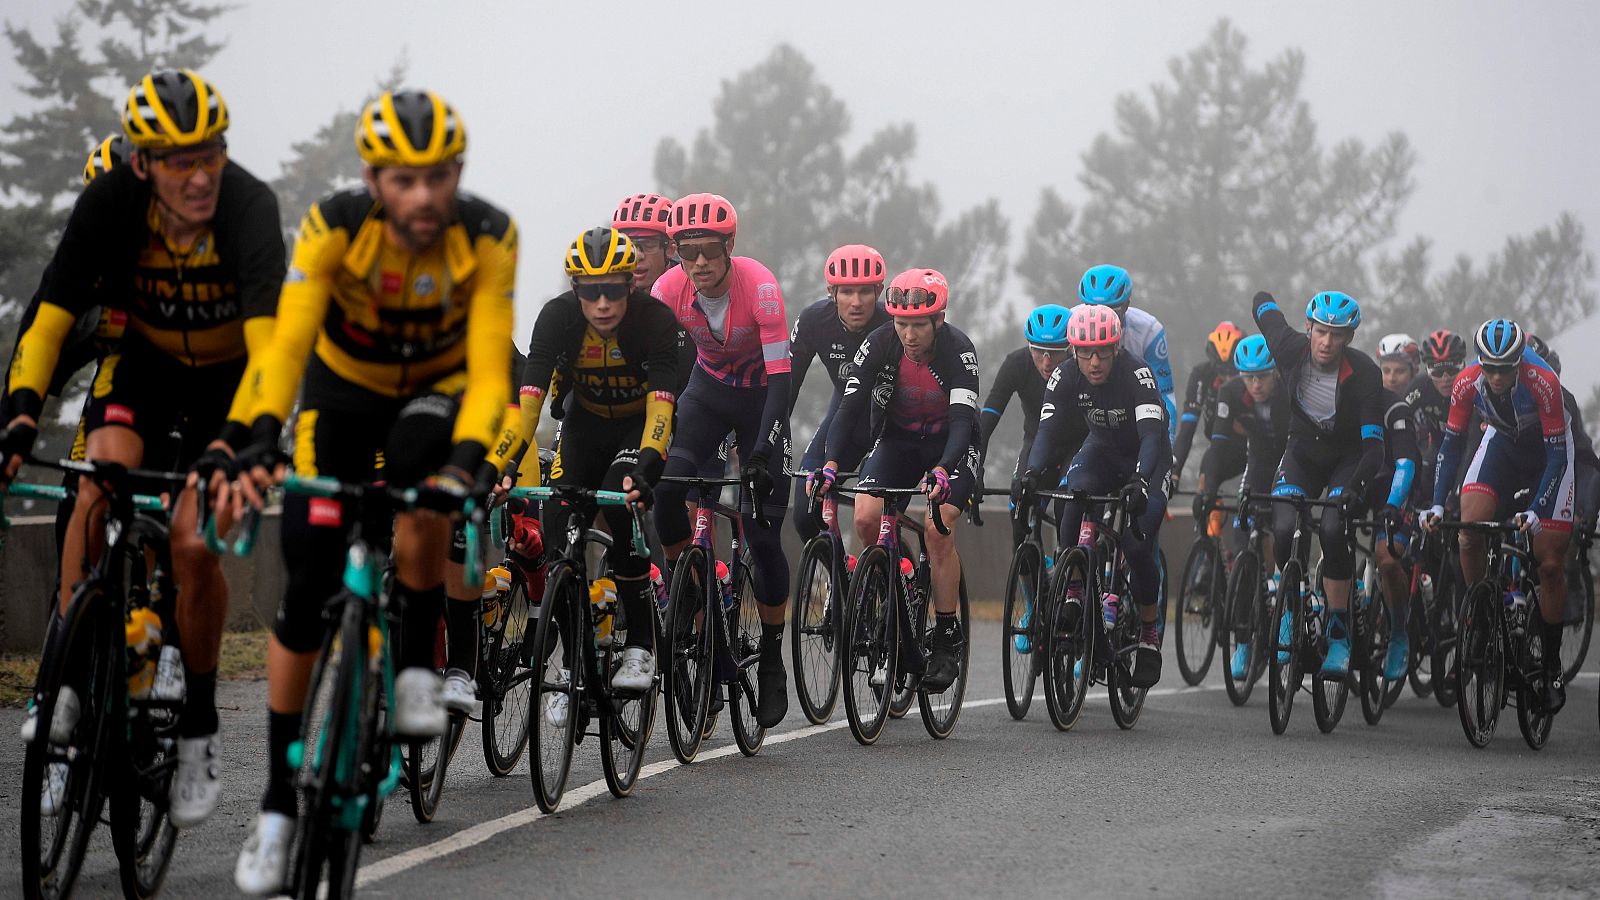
[4,0,1599,382]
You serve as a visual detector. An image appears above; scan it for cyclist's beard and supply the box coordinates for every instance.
[392,210,450,251]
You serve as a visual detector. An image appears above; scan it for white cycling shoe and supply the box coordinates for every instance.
[234,811,293,896]
[543,668,571,728]
[394,667,446,738]
[39,763,69,817]
[169,733,222,828]
[441,668,477,714]
[20,686,79,745]
[611,647,656,693]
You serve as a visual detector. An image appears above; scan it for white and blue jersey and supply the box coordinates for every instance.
[1121,307,1176,440]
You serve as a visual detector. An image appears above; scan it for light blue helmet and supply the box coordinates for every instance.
[1025,304,1070,349]
[1078,264,1132,308]
[1305,291,1361,329]
[1474,318,1525,365]
[1233,334,1274,373]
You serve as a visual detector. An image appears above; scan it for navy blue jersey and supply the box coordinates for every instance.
[1027,350,1171,481]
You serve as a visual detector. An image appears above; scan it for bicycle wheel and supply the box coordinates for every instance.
[842,546,897,746]
[110,688,180,900]
[21,585,117,900]
[1174,537,1221,685]
[1267,560,1304,735]
[1456,581,1505,748]
[1431,557,1461,709]
[1406,579,1435,700]
[1002,541,1045,720]
[289,597,366,900]
[528,564,581,813]
[792,536,843,724]
[601,618,657,796]
[663,546,715,763]
[1222,549,1262,706]
[1108,599,1148,730]
[919,573,971,739]
[1359,592,1391,726]
[728,560,766,757]
[1560,548,1593,683]
[482,578,535,776]
[1516,607,1554,750]
[1042,547,1094,732]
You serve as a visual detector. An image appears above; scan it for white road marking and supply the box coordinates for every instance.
[357,683,1217,887]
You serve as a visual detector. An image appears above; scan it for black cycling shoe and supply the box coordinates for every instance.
[755,652,788,728]
[921,618,964,693]
[1544,668,1566,714]
[1131,634,1162,689]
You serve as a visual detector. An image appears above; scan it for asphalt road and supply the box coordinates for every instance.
[3,620,1598,899]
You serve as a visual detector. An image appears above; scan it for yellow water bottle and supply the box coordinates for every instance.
[590,577,618,647]
[481,566,511,627]
[125,607,161,699]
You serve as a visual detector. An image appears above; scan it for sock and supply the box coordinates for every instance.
[760,621,784,660]
[396,583,445,671]
[1544,620,1564,672]
[619,578,655,650]
[180,667,218,737]
[263,710,303,815]
[445,597,479,676]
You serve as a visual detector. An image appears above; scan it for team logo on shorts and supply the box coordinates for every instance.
[105,404,135,426]
[414,274,435,297]
[308,498,343,528]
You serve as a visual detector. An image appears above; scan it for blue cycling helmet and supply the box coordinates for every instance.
[1474,318,1525,366]
[1078,264,1132,308]
[1025,304,1071,349]
[1233,334,1274,373]
[1305,291,1361,329]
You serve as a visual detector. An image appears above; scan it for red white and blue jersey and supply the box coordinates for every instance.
[1433,352,1570,516]
[652,257,791,388]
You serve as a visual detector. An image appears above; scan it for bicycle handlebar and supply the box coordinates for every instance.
[510,484,650,559]
[837,484,951,536]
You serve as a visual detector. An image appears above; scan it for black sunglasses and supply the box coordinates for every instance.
[573,281,629,302]
[1428,362,1462,377]
[676,241,727,262]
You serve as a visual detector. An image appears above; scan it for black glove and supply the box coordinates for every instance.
[189,446,237,487]
[742,452,773,508]
[1192,491,1216,522]
[1121,475,1150,521]
[1337,484,1366,523]
[0,421,39,468]
[626,468,655,511]
[1381,503,1404,534]
[418,466,474,513]
[1011,473,1037,514]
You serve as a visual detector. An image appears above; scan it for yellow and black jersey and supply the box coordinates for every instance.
[6,162,283,427]
[519,290,681,471]
[242,186,516,469]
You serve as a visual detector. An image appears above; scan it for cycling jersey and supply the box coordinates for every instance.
[829,321,981,475]
[1120,306,1176,437]
[1377,388,1419,509]
[788,296,890,401]
[1174,358,1233,473]
[243,186,515,473]
[979,347,1080,479]
[1203,375,1289,497]
[1027,350,1171,482]
[7,162,283,438]
[1435,353,1570,520]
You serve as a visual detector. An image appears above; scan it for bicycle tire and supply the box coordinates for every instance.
[919,573,971,739]
[1358,556,1392,726]
[1268,560,1304,735]
[527,564,581,812]
[1002,541,1045,720]
[1431,557,1462,709]
[1043,546,1093,732]
[1560,548,1593,683]
[1456,581,1505,748]
[842,546,897,746]
[1516,607,1554,750]
[1174,537,1221,685]
[21,583,117,900]
[727,560,766,757]
[482,578,534,776]
[1107,609,1148,730]
[601,612,657,796]
[290,596,366,900]
[791,536,843,725]
[663,546,715,763]
[409,712,464,824]
[1222,549,1262,706]
[1406,585,1435,700]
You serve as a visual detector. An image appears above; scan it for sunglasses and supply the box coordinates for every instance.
[675,241,727,262]
[1073,347,1117,361]
[1428,363,1462,377]
[1241,372,1274,383]
[627,236,666,254]
[1481,363,1518,377]
[149,145,226,176]
[573,281,630,302]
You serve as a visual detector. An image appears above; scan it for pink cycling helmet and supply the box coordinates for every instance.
[1066,304,1122,347]
[825,244,887,286]
[885,268,949,317]
[612,193,674,236]
[669,192,737,239]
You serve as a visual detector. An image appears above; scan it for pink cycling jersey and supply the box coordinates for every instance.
[652,257,790,388]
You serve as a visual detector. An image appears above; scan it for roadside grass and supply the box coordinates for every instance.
[1,628,269,708]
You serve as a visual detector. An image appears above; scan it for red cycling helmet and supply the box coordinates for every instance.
[1066,304,1122,347]
[669,192,737,239]
[1424,329,1466,366]
[885,268,950,316]
[825,244,887,286]
[612,193,674,236]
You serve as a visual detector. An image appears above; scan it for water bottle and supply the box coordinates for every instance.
[650,564,669,616]
[590,577,618,647]
[152,644,185,702]
[716,561,733,612]
[125,607,161,699]
[1101,593,1121,634]
[1504,590,1528,637]
[481,566,511,627]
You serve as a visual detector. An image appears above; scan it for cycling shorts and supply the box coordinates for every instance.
[1462,424,1575,531]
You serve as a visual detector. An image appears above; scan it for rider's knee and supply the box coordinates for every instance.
[1538,553,1567,590]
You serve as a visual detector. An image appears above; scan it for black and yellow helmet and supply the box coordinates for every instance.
[565,227,637,277]
[355,90,467,168]
[83,133,132,185]
[121,69,229,150]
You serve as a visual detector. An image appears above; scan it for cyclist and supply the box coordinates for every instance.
[1526,335,1600,531]
[515,227,682,707]
[226,89,516,894]
[977,304,1080,549]
[812,267,980,692]
[1422,319,1574,713]
[1373,334,1423,680]
[612,192,676,292]
[1173,320,1243,487]
[789,244,891,539]
[650,193,794,728]
[1,69,283,828]
[1251,291,1385,678]
[1021,304,1171,688]
[1076,264,1177,439]
[1405,329,1471,512]
[1207,335,1291,678]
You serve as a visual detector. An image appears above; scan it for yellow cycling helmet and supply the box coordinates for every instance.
[355,90,467,168]
[565,227,637,277]
[83,134,132,185]
[122,69,229,150]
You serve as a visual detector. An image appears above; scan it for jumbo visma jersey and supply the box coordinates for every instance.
[243,187,516,462]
